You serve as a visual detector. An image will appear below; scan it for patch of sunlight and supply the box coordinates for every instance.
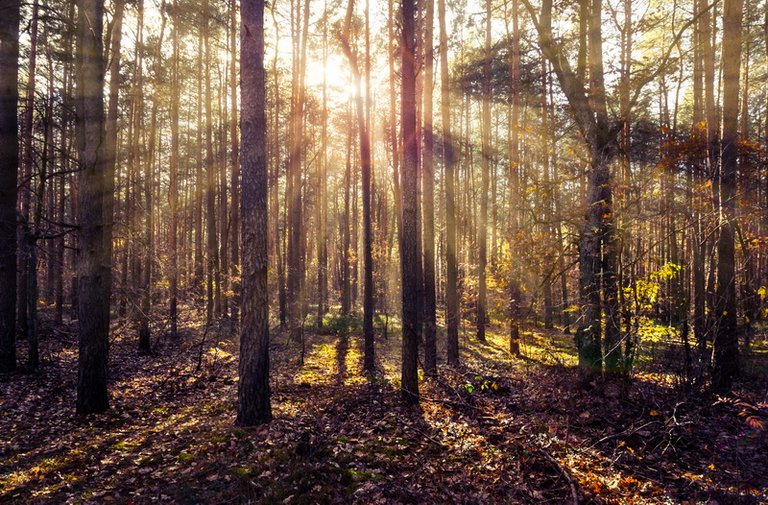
[206,346,235,362]
[294,343,338,385]
[637,321,678,344]
[1,404,208,497]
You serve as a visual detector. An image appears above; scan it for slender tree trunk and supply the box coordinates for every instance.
[104,0,123,329]
[507,0,522,356]
[204,0,221,321]
[712,0,743,391]
[338,0,375,374]
[194,18,204,290]
[169,0,180,337]
[237,0,271,426]
[438,0,459,365]
[17,0,38,342]
[422,0,437,374]
[476,0,491,343]
[316,3,328,328]
[401,0,421,404]
[229,0,240,322]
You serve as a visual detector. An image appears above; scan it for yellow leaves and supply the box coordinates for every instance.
[618,475,640,490]
[757,286,767,301]
[682,471,704,482]
[649,409,660,417]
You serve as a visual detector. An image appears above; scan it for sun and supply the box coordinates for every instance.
[305,53,358,101]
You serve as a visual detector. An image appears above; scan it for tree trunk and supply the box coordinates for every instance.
[401,0,421,404]
[0,0,20,373]
[75,0,110,415]
[422,0,437,374]
[339,0,375,374]
[477,0,491,343]
[169,0,180,337]
[18,0,38,342]
[229,0,240,322]
[237,0,271,426]
[104,0,123,329]
[204,0,221,322]
[712,0,743,391]
[438,0,459,365]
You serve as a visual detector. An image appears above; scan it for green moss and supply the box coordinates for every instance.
[230,466,253,477]
[113,440,137,451]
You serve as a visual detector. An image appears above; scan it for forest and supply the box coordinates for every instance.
[1,0,767,502]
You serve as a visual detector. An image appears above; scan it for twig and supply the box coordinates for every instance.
[538,449,579,505]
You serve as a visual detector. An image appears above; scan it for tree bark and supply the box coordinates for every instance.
[169,0,180,337]
[401,0,421,404]
[422,0,437,374]
[477,0,491,343]
[76,0,110,415]
[0,0,20,373]
[237,0,271,426]
[438,0,459,365]
[712,0,743,391]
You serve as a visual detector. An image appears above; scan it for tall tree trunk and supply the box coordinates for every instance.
[75,0,110,415]
[477,0,491,343]
[422,0,437,374]
[237,0,271,426]
[194,17,204,290]
[204,0,221,321]
[0,0,20,373]
[438,0,459,365]
[18,0,38,342]
[104,0,123,329]
[507,0,523,355]
[339,0,375,374]
[169,0,180,337]
[229,0,240,322]
[712,0,743,391]
[401,0,421,404]
[316,2,328,328]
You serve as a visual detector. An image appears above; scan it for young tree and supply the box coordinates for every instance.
[0,0,20,373]
[236,0,271,426]
[76,0,111,415]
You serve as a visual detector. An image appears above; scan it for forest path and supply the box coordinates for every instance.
[1,309,767,504]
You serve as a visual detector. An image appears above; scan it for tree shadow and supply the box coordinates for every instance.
[335,333,348,386]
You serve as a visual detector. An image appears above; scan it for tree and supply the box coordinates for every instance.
[236,0,271,426]
[438,0,459,365]
[0,0,20,373]
[401,0,420,404]
[477,0,491,344]
[422,0,437,375]
[169,0,180,337]
[105,0,124,330]
[712,0,743,391]
[76,0,110,415]
[338,0,375,374]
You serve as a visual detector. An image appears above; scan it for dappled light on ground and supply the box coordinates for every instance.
[1,309,767,503]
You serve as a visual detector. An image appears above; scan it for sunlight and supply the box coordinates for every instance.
[305,53,357,101]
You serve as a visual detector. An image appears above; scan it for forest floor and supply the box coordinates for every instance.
[1,307,768,504]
